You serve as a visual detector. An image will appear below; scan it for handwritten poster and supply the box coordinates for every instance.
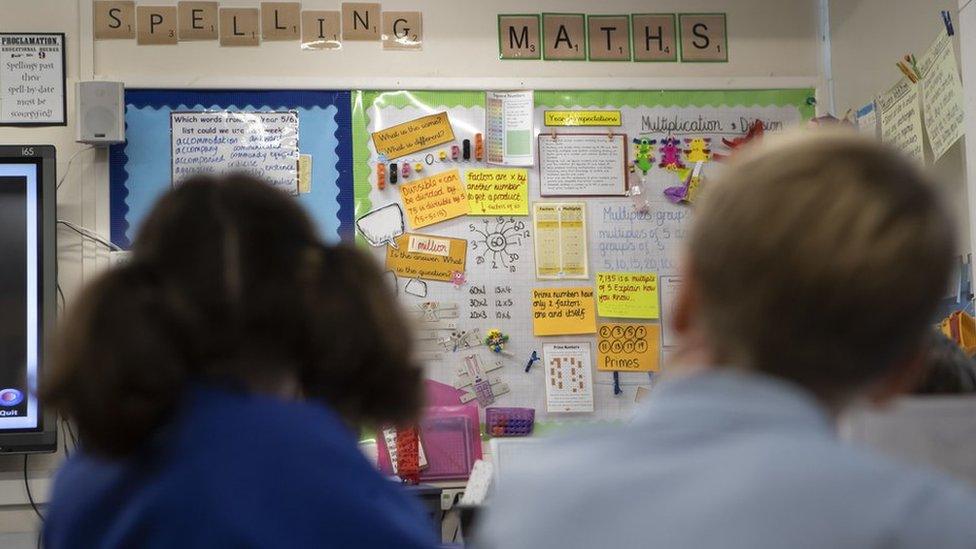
[399,169,470,229]
[386,233,466,282]
[532,287,597,336]
[466,168,529,215]
[876,78,923,163]
[543,342,594,413]
[596,272,659,319]
[538,134,627,196]
[597,322,660,372]
[372,112,455,160]
[486,90,534,166]
[0,33,65,125]
[533,202,588,279]
[919,30,965,162]
[170,111,299,193]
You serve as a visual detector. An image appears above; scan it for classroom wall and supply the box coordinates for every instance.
[0,0,823,543]
[97,0,821,84]
[828,0,971,252]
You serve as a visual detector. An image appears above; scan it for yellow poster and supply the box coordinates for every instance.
[385,233,467,282]
[596,272,660,319]
[544,110,622,127]
[297,154,312,194]
[532,287,597,336]
[399,169,470,229]
[597,322,660,372]
[371,112,455,160]
[533,203,588,279]
[466,168,529,215]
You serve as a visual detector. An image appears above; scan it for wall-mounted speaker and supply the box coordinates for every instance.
[75,81,124,145]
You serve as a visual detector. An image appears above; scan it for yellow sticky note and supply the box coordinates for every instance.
[532,287,597,336]
[399,169,470,229]
[597,322,660,372]
[371,111,455,160]
[297,154,312,194]
[544,110,622,127]
[466,168,529,215]
[596,272,659,319]
[386,233,467,282]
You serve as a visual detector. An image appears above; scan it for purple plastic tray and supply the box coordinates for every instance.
[486,407,535,437]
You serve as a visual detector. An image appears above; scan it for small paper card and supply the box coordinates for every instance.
[371,111,455,160]
[399,169,470,229]
[596,322,661,372]
[386,233,467,282]
[532,287,597,336]
[596,272,659,319]
[466,168,529,215]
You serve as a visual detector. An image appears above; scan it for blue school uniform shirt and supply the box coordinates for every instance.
[479,370,976,549]
[44,385,438,549]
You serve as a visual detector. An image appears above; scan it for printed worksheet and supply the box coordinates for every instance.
[533,202,588,279]
[543,342,594,413]
[486,90,534,166]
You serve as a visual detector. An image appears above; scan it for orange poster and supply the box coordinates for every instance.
[399,169,470,229]
[371,112,455,160]
[532,287,597,336]
[386,233,467,282]
[596,322,661,372]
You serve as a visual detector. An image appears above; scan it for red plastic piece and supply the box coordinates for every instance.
[395,427,421,484]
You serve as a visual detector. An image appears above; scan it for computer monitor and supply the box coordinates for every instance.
[0,146,57,453]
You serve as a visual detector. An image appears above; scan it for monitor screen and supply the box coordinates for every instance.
[0,159,41,430]
[0,146,55,453]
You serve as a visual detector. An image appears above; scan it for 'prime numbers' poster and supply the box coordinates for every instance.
[543,342,594,413]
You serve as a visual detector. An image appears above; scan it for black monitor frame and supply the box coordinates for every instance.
[0,145,57,454]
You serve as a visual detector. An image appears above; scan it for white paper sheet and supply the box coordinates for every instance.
[486,90,535,166]
[659,275,683,348]
[538,134,627,196]
[919,30,965,162]
[877,78,924,163]
[170,111,299,193]
[543,342,594,413]
[0,34,64,124]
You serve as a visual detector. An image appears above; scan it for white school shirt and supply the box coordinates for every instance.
[477,370,976,549]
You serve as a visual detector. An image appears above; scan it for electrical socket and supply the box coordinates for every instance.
[440,488,465,511]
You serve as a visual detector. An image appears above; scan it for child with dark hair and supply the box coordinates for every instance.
[42,174,437,548]
[916,330,976,395]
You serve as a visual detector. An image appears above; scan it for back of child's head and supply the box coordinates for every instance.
[44,174,424,457]
[688,129,955,405]
[915,330,976,395]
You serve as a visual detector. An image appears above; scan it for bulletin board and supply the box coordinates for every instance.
[353,89,814,424]
[108,89,353,247]
[108,87,813,425]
